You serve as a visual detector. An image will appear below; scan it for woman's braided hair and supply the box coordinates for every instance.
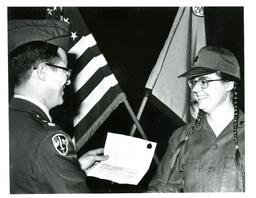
[184,110,204,141]
[232,82,241,167]
[218,72,240,167]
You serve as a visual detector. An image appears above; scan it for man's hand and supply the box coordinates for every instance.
[78,148,109,174]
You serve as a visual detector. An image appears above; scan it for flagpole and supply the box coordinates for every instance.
[123,96,159,165]
[129,90,150,136]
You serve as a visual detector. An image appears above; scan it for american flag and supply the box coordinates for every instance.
[46,7,125,150]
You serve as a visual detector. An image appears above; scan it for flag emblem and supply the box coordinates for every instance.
[192,7,204,17]
[52,134,69,156]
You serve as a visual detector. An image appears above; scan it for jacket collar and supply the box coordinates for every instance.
[199,110,244,138]
[9,97,51,122]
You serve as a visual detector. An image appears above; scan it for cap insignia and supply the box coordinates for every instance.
[194,56,199,63]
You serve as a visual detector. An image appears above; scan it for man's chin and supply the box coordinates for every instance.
[59,100,64,105]
[57,97,64,106]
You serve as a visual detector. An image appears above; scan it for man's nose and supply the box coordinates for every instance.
[65,79,71,86]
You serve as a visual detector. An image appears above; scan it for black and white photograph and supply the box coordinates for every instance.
[2,0,255,196]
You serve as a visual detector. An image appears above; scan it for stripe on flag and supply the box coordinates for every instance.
[74,74,118,126]
[68,34,96,59]
[74,54,108,92]
[75,91,125,149]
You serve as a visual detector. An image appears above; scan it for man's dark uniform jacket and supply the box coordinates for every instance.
[9,98,90,193]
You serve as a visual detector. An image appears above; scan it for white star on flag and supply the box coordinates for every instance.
[71,32,78,41]
[63,17,70,24]
[47,8,53,15]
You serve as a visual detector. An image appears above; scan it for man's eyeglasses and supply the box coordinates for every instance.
[188,78,223,89]
[45,63,72,85]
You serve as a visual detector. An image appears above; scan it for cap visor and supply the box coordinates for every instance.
[178,67,217,78]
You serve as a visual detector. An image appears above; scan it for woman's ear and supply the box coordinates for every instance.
[225,81,235,92]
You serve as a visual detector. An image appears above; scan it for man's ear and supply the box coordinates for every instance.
[225,81,235,92]
[36,63,47,81]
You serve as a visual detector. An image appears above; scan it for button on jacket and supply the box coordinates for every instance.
[9,98,90,193]
[148,111,245,192]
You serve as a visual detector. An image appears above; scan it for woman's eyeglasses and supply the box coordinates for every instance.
[188,78,223,89]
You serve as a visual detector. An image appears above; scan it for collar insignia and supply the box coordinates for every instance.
[48,122,55,126]
[52,133,69,156]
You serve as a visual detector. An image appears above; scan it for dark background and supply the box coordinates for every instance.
[8,7,244,193]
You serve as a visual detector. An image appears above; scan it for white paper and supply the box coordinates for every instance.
[86,132,157,185]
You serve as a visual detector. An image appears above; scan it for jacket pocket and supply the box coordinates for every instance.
[183,159,200,191]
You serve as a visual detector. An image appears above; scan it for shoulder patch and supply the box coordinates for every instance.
[52,133,69,156]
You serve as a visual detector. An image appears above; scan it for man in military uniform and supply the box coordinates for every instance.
[9,19,108,193]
